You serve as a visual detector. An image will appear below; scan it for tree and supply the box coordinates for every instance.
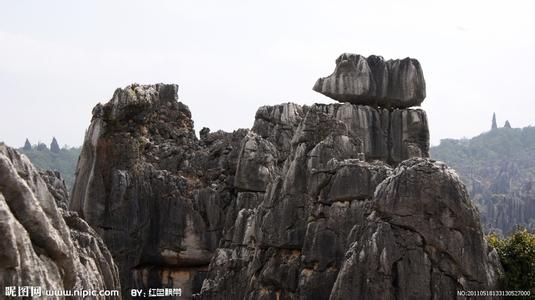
[23,138,32,151]
[36,142,48,151]
[487,228,535,293]
[50,137,61,153]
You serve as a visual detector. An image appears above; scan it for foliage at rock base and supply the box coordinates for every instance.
[487,228,535,294]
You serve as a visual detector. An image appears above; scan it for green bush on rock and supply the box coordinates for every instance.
[487,228,535,294]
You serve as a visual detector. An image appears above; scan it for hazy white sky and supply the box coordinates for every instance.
[1,0,534,147]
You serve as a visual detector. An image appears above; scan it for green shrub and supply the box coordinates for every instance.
[487,228,535,294]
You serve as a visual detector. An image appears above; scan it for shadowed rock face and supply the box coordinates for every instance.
[0,144,120,299]
[313,53,426,108]
[71,82,500,299]
[70,84,248,298]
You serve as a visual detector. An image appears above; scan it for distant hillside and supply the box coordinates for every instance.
[18,142,81,189]
[431,124,535,235]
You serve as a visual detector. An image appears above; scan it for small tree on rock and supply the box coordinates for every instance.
[487,228,535,294]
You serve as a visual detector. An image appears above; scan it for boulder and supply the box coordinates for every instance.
[330,159,503,299]
[313,53,426,108]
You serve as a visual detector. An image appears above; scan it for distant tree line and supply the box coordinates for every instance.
[19,137,81,189]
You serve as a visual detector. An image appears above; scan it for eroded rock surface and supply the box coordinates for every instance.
[431,125,535,236]
[70,82,501,299]
[70,84,247,298]
[0,144,120,299]
[313,53,426,108]
[330,159,502,299]
[197,106,499,299]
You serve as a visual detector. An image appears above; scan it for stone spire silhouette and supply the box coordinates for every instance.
[23,138,32,151]
[50,137,61,153]
[491,113,497,131]
[504,120,511,128]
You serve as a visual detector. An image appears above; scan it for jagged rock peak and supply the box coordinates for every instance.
[50,137,60,153]
[492,112,498,130]
[0,144,120,297]
[330,158,503,299]
[313,53,426,108]
[110,83,179,108]
[23,138,32,150]
[71,83,248,297]
[89,83,195,141]
[504,120,512,128]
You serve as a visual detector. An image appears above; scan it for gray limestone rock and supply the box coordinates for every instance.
[67,83,500,300]
[252,103,305,161]
[197,104,498,299]
[40,169,70,209]
[198,103,396,299]
[0,144,120,299]
[330,159,503,299]
[50,137,61,153]
[293,103,429,165]
[23,138,32,151]
[234,132,279,192]
[70,84,248,298]
[313,53,426,108]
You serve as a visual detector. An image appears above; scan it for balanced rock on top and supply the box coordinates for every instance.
[313,53,426,108]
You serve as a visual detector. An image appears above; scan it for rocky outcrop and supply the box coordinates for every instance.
[0,144,120,299]
[51,137,61,153]
[23,138,32,151]
[71,78,500,298]
[330,159,502,299]
[313,53,426,108]
[431,125,535,235]
[40,170,70,209]
[197,104,499,299]
[472,161,535,235]
[70,84,247,298]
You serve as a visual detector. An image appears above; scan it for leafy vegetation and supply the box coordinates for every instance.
[487,228,535,294]
[431,126,535,173]
[18,146,81,189]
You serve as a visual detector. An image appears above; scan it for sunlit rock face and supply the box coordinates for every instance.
[313,53,426,109]
[0,144,120,299]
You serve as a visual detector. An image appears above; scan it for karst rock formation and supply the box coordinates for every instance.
[430,117,535,236]
[69,54,502,299]
[0,144,120,299]
[313,53,426,108]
